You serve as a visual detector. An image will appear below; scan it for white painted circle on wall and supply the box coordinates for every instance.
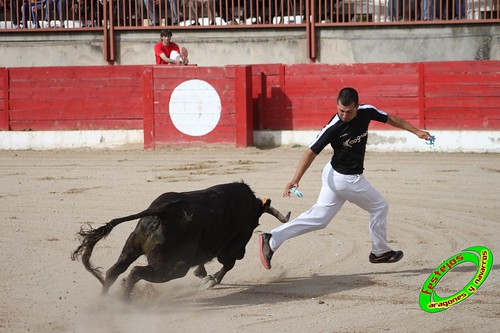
[169,79,222,137]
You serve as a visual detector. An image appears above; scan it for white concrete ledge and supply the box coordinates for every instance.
[0,130,144,150]
[254,130,500,153]
[0,130,499,152]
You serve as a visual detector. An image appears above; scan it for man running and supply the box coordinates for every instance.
[259,87,431,269]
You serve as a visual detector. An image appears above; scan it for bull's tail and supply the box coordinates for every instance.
[71,210,156,285]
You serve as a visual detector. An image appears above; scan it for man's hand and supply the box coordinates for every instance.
[416,129,431,140]
[283,182,298,197]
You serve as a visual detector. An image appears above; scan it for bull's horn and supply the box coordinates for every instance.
[266,206,291,223]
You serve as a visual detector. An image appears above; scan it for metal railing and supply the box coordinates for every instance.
[1,0,498,62]
[1,0,498,29]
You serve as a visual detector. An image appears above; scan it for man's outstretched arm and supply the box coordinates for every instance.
[387,114,431,140]
[283,149,318,197]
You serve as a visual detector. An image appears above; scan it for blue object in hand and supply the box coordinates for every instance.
[426,135,436,147]
[290,187,303,198]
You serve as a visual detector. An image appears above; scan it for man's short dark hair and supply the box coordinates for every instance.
[337,87,359,106]
[160,29,172,37]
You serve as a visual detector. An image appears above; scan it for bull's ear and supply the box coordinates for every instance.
[262,198,271,211]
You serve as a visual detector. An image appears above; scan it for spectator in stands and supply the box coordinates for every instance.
[170,0,179,25]
[454,0,466,19]
[421,0,437,20]
[388,0,413,21]
[217,0,256,25]
[144,0,160,25]
[10,0,24,27]
[45,0,68,26]
[185,0,216,25]
[144,0,179,25]
[313,0,331,23]
[11,0,42,28]
[75,0,103,27]
[144,0,183,25]
[154,29,189,65]
[388,0,403,21]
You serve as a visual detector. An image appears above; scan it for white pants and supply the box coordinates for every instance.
[270,162,393,256]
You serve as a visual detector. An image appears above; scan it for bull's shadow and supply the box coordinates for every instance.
[197,273,374,307]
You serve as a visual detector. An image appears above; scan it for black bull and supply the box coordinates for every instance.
[71,182,290,299]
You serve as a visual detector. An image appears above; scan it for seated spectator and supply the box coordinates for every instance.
[154,29,189,65]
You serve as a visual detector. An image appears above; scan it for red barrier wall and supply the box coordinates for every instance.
[252,61,500,131]
[5,66,146,131]
[1,61,498,148]
[423,61,500,129]
[144,65,253,148]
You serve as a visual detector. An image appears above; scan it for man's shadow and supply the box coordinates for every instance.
[199,263,499,308]
[361,263,500,277]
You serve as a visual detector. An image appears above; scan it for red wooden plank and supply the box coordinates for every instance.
[425,96,500,108]
[0,68,9,130]
[424,119,492,130]
[8,66,147,80]
[424,61,500,74]
[252,64,283,76]
[153,67,228,80]
[425,106,497,118]
[8,119,142,131]
[9,99,143,117]
[154,121,236,143]
[234,66,253,147]
[143,67,154,149]
[9,75,143,85]
[285,63,420,76]
[424,74,500,86]
[425,83,500,97]
[286,71,419,83]
[9,86,144,100]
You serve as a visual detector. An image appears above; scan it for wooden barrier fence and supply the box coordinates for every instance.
[1,61,499,148]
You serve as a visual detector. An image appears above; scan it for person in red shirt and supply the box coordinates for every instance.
[154,29,189,65]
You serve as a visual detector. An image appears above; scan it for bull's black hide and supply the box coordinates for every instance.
[72,182,289,300]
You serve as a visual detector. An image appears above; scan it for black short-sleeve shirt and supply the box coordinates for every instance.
[308,104,388,175]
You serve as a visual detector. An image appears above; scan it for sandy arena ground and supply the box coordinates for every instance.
[0,146,499,333]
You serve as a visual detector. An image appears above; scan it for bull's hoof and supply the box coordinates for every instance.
[199,276,217,290]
